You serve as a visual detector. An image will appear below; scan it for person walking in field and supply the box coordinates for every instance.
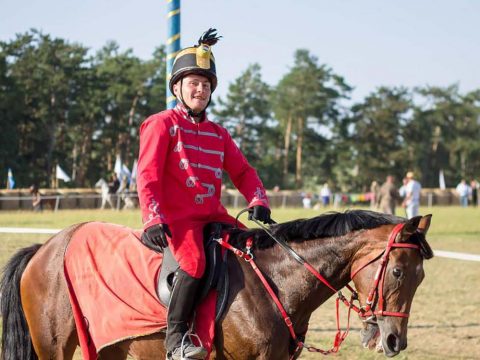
[377,175,401,215]
[402,171,421,219]
[136,29,271,360]
[470,179,478,207]
[320,183,331,207]
[455,179,470,207]
[29,184,43,212]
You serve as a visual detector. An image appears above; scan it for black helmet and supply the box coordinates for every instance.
[169,28,221,94]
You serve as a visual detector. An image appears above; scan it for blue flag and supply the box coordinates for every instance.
[7,168,15,189]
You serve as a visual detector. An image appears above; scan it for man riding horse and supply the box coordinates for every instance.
[137,28,272,360]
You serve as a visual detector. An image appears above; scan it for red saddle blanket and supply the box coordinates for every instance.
[64,222,216,359]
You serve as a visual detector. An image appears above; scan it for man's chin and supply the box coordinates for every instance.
[188,100,208,112]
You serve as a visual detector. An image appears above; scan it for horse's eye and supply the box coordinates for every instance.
[392,268,403,278]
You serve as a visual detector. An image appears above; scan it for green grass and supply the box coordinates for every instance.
[1,206,479,359]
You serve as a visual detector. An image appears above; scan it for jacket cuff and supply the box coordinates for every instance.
[248,198,270,209]
[143,215,163,230]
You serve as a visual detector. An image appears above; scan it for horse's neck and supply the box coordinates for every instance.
[252,232,367,328]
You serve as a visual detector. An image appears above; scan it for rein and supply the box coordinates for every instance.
[216,215,421,357]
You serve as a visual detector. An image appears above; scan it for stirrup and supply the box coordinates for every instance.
[167,331,207,360]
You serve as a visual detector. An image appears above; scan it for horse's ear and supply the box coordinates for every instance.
[398,216,422,242]
[417,214,432,235]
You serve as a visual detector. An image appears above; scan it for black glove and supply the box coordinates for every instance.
[141,224,172,253]
[248,205,272,224]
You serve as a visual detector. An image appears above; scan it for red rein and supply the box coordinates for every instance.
[216,223,420,357]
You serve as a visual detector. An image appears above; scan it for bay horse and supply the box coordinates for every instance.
[0,210,433,359]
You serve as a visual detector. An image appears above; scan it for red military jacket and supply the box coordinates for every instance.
[137,105,269,229]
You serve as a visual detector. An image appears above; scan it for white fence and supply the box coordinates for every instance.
[0,188,473,211]
[0,193,138,211]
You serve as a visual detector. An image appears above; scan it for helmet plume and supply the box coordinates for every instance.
[198,28,222,47]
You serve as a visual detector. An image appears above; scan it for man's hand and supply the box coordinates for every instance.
[141,224,172,252]
[248,205,272,224]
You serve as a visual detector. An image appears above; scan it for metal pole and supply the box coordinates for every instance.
[54,195,60,212]
[166,0,181,109]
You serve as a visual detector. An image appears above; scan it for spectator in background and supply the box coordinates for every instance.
[456,179,470,207]
[29,184,42,212]
[108,173,120,195]
[377,175,400,215]
[399,177,408,199]
[302,193,312,209]
[402,171,421,219]
[320,183,331,207]
[370,180,379,210]
[470,180,478,207]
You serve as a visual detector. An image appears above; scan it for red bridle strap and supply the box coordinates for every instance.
[215,238,299,342]
[215,237,355,357]
[353,223,420,319]
[215,222,421,357]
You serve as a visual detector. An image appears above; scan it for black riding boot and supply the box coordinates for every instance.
[165,269,207,360]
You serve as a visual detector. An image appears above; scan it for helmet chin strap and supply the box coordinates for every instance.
[178,78,212,121]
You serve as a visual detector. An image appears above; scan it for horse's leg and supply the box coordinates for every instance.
[21,225,82,359]
[108,195,115,209]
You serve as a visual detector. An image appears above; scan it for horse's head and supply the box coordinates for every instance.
[95,178,106,188]
[351,215,433,357]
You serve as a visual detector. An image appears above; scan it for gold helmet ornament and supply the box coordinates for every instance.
[169,28,221,95]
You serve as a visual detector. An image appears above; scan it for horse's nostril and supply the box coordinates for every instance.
[386,333,400,352]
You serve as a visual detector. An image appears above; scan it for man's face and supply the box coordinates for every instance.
[173,74,211,113]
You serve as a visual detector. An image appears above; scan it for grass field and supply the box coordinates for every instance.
[1,206,479,359]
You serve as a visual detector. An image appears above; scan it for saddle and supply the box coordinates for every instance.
[157,223,230,322]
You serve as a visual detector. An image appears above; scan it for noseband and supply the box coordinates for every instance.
[216,219,421,357]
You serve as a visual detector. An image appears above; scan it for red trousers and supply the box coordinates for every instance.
[168,212,242,278]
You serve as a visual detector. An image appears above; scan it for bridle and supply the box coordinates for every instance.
[350,222,420,319]
[216,218,421,357]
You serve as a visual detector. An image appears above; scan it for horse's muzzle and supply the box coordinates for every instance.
[383,332,407,357]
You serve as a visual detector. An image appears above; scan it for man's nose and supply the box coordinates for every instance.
[196,83,209,93]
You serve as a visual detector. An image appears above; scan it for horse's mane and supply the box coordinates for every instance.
[228,209,434,259]
[229,210,402,250]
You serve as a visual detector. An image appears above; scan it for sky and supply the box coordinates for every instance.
[1,0,479,103]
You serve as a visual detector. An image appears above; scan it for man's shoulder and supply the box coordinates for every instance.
[203,119,231,138]
[141,109,176,129]
[205,119,226,130]
[145,109,175,122]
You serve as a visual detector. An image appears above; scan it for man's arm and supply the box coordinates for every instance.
[222,130,269,209]
[137,115,170,229]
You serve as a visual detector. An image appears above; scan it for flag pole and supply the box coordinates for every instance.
[166,0,181,109]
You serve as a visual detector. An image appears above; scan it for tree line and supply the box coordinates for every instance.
[1,30,479,192]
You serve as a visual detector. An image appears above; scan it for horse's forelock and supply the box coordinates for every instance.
[411,231,434,259]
